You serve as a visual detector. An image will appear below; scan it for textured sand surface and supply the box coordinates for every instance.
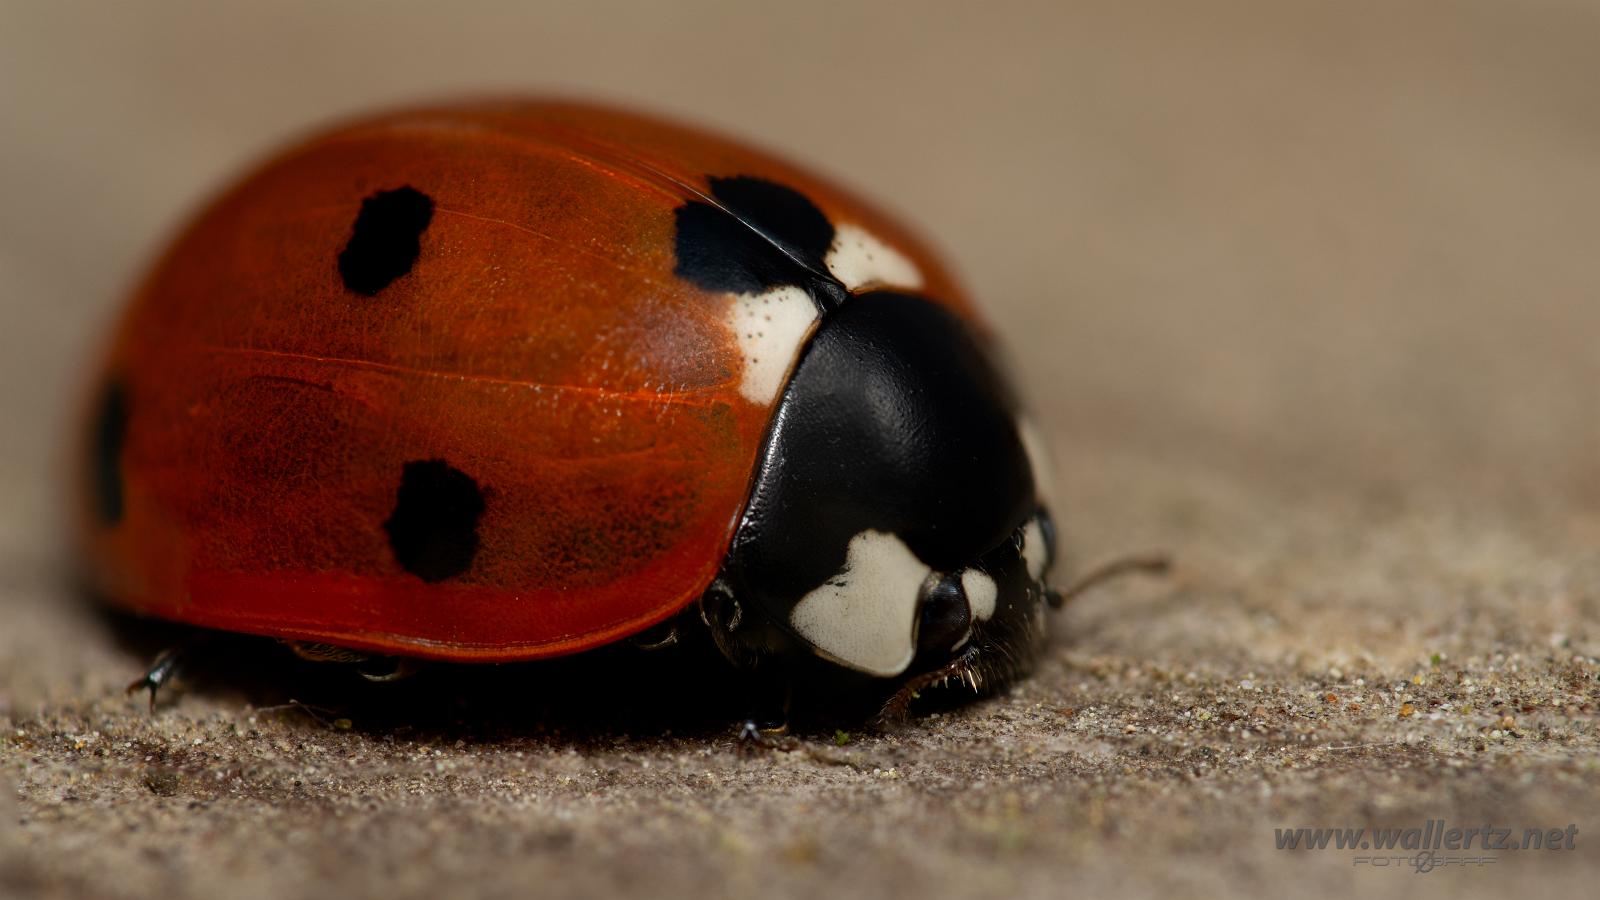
[3,2,1598,898]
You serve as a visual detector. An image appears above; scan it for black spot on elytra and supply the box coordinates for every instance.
[90,379,129,526]
[338,186,434,295]
[383,459,485,582]
[673,176,838,300]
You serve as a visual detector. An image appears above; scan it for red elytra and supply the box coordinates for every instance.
[75,100,981,662]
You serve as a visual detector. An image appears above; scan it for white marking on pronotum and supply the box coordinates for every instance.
[1017,417,1056,501]
[950,568,1000,651]
[789,530,931,677]
[726,284,817,404]
[824,223,923,292]
[961,569,998,621]
[1021,517,1049,582]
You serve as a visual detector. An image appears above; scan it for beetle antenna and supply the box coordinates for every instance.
[1050,553,1172,608]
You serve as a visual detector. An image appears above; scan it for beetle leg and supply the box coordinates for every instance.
[125,639,206,712]
[737,717,803,756]
[734,674,793,752]
[355,657,422,683]
[629,619,681,651]
[283,640,370,663]
[283,641,422,682]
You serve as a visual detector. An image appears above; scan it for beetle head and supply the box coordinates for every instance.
[699,293,1058,710]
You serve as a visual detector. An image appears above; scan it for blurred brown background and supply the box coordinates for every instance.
[3,2,1598,899]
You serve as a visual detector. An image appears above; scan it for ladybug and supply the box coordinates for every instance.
[76,100,1133,725]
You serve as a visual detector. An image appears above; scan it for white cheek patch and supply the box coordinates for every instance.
[961,570,998,621]
[1017,417,1057,502]
[726,284,817,405]
[825,223,923,292]
[1022,518,1050,582]
[722,224,920,405]
[788,530,930,677]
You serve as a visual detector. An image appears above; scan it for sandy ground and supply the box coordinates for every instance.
[3,2,1600,898]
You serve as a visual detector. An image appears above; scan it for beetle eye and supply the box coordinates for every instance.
[916,573,972,658]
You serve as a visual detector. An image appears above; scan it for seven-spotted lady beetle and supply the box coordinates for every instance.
[77,100,1161,724]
